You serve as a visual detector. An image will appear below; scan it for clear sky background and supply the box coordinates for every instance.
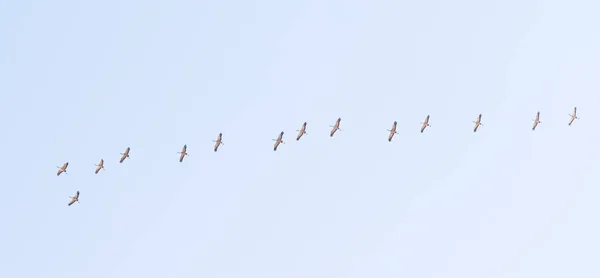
[1,0,599,277]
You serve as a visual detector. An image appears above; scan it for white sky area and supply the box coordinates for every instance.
[1,0,599,277]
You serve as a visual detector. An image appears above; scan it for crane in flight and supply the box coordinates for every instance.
[213,133,224,152]
[119,147,130,163]
[57,162,69,176]
[420,115,430,133]
[94,159,104,174]
[568,107,578,126]
[273,131,285,151]
[330,118,341,137]
[532,112,541,131]
[387,121,398,142]
[177,145,188,162]
[296,122,307,141]
[68,191,80,206]
[473,114,484,132]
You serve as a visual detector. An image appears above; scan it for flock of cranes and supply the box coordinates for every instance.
[57,107,580,206]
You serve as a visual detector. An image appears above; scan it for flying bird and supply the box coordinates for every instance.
[177,145,188,162]
[387,121,398,142]
[68,191,80,206]
[119,147,130,163]
[213,133,224,152]
[57,162,69,176]
[473,114,484,132]
[420,115,430,133]
[94,159,104,174]
[273,131,285,151]
[330,118,341,137]
[532,112,541,131]
[296,122,307,141]
[568,107,578,126]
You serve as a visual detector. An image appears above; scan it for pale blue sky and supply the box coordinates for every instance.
[1,0,600,277]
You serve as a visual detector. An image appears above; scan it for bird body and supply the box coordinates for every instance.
[330,118,341,137]
[387,121,398,142]
[68,191,80,206]
[532,112,541,130]
[473,114,483,132]
[178,145,188,162]
[57,162,69,176]
[94,159,104,174]
[296,122,307,141]
[420,115,430,133]
[213,133,224,152]
[568,107,578,126]
[273,131,284,151]
[119,147,130,163]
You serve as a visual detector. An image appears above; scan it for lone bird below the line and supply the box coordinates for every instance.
[68,191,80,206]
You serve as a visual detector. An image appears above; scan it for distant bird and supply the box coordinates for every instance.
[330,118,341,137]
[68,191,80,206]
[473,114,483,132]
[213,133,224,152]
[57,162,69,176]
[94,159,104,174]
[119,147,130,163]
[387,121,398,142]
[420,115,430,133]
[177,145,188,162]
[296,122,307,141]
[273,131,285,151]
[568,107,578,126]
[532,112,541,131]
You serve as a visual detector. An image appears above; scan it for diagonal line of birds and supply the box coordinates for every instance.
[59,107,579,206]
